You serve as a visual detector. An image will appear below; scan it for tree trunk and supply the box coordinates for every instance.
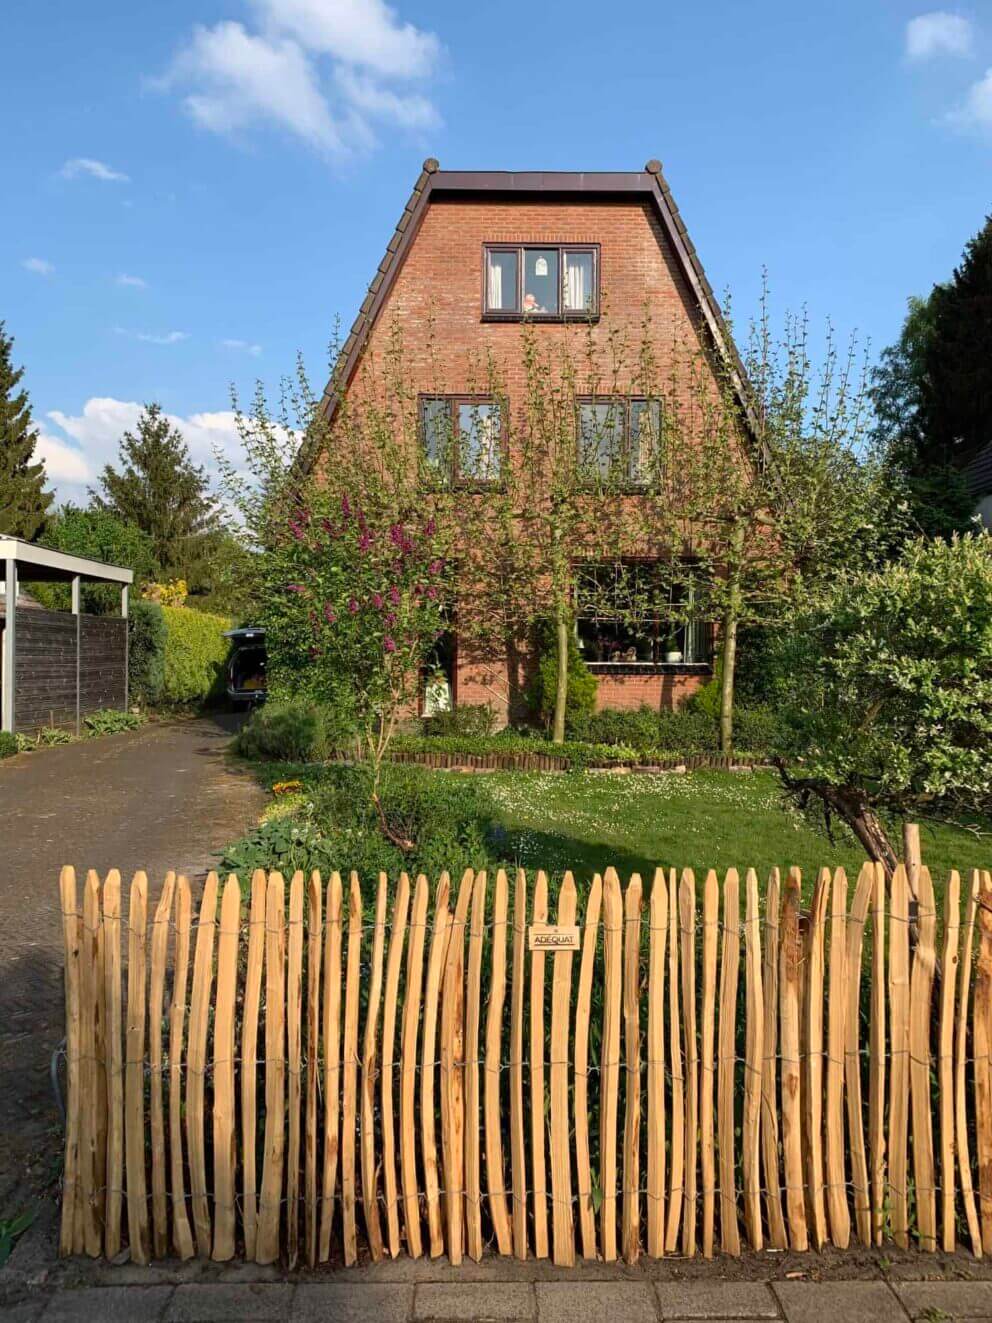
[551,609,569,745]
[773,760,900,880]
[719,523,744,755]
[719,606,738,755]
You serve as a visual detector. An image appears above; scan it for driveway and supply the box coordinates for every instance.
[0,713,265,1217]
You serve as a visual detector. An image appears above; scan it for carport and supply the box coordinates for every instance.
[0,537,133,735]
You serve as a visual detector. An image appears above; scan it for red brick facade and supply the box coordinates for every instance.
[316,167,735,725]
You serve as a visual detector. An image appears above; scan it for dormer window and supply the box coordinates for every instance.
[484,244,599,320]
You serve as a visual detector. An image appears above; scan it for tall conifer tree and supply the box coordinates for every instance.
[0,321,53,540]
[91,403,221,576]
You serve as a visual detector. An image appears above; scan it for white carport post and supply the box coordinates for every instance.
[2,557,16,733]
[72,574,81,737]
[122,583,129,710]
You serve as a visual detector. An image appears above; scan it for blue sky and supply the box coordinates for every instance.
[3,0,991,503]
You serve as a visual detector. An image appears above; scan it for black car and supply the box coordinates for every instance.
[224,626,267,705]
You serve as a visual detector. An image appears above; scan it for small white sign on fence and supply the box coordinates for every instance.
[528,923,581,951]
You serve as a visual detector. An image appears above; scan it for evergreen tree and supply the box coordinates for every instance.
[91,403,221,576]
[872,216,992,535]
[0,321,53,539]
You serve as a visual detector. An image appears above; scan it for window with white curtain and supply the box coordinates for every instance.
[483,244,598,319]
[420,396,504,486]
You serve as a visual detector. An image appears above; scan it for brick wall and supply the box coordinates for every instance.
[324,191,726,717]
[336,196,717,413]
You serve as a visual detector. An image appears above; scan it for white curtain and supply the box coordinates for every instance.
[487,259,502,310]
[566,257,587,311]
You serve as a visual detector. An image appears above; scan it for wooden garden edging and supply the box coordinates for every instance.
[58,860,992,1266]
[331,749,765,773]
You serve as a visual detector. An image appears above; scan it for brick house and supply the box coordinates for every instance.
[297,160,756,726]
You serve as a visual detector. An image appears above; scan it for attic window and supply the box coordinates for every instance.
[484,244,599,320]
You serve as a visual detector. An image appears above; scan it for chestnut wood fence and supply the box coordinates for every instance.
[58,860,992,1266]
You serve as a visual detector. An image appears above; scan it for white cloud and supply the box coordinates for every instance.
[173,21,342,150]
[60,157,130,182]
[161,0,442,156]
[35,432,92,486]
[42,398,246,505]
[22,257,55,277]
[114,326,189,345]
[906,12,974,60]
[254,0,440,78]
[947,66,992,131]
[115,273,147,289]
[334,66,439,130]
[221,338,263,356]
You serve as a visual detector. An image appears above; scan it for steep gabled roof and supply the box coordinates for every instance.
[296,158,760,476]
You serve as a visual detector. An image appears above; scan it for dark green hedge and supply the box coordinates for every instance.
[128,601,166,707]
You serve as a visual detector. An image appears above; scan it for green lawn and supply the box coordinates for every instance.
[482,769,991,896]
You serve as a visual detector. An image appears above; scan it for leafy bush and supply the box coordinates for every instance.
[37,726,72,746]
[34,506,157,613]
[221,764,493,885]
[420,703,497,738]
[570,702,781,756]
[687,662,723,722]
[0,731,17,759]
[128,600,167,708]
[234,701,331,763]
[84,709,145,737]
[528,622,598,731]
[732,705,784,757]
[161,605,232,705]
[569,705,719,753]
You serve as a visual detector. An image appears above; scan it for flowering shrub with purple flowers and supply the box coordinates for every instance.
[259,484,451,799]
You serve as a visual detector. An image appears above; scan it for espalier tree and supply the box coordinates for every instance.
[643,292,905,750]
[0,321,52,540]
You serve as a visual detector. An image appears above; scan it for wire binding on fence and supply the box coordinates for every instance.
[57,860,992,1267]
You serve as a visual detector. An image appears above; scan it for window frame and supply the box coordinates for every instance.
[574,557,713,673]
[482,242,600,321]
[418,392,508,489]
[575,394,663,488]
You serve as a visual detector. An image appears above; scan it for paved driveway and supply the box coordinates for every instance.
[0,714,264,1215]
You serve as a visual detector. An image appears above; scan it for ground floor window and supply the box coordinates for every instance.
[421,630,455,715]
[575,561,711,667]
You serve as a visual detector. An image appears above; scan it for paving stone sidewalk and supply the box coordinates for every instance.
[4,1273,992,1322]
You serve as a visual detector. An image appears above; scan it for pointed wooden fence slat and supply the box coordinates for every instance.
[56,856,992,1267]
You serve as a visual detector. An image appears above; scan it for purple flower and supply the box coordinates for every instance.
[424,516,436,536]
[348,598,359,614]
[341,494,351,517]
[427,585,438,600]
[371,592,384,609]
[323,602,336,624]
[389,523,404,546]
[383,635,397,653]
[389,585,401,605]
[384,611,397,627]
[428,559,443,576]
[286,583,305,593]
[288,517,305,541]
[358,531,372,553]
